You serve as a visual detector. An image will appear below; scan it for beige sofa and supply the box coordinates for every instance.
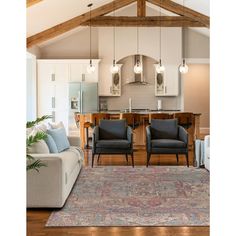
[27,136,83,208]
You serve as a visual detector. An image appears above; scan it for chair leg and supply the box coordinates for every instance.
[186,152,189,167]
[97,154,101,162]
[92,154,95,168]
[125,154,128,164]
[146,153,151,167]
[131,152,134,167]
[176,154,179,164]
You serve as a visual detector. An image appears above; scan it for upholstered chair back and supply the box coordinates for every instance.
[99,119,127,140]
[150,119,178,139]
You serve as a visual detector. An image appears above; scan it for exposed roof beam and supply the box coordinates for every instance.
[81,16,205,27]
[27,0,136,47]
[27,0,43,8]
[137,0,146,17]
[147,0,209,27]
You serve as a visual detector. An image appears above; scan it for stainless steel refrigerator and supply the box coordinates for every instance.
[69,82,98,113]
[68,82,98,135]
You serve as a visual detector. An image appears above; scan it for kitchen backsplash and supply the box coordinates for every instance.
[99,84,182,111]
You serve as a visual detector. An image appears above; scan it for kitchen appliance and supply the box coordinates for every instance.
[69,82,98,113]
[68,82,98,136]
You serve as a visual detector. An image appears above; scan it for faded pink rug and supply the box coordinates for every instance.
[46,166,209,226]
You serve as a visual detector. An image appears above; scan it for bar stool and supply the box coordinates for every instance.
[149,113,173,123]
[173,112,194,129]
[174,112,195,150]
[120,113,135,129]
[90,113,110,126]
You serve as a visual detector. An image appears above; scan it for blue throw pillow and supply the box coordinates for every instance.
[47,128,70,152]
[45,134,59,153]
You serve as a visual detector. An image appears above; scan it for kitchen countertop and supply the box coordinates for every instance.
[79,110,201,115]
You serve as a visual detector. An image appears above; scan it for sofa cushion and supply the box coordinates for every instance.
[45,134,59,153]
[151,139,186,148]
[28,140,50,154]
[48,121,65,129]
[151,119,178,139]
[99,119,127,140]
[47,128,70,152]
[96,139,130,149]
[61,148,80,176]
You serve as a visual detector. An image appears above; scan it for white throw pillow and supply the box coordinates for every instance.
[27,140,50,154]
[48,121,65,129]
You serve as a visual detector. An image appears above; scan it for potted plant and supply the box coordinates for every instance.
[26,115,51,172]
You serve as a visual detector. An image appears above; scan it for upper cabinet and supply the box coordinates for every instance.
[154,64,179,96]
[69,60,100,83]
[37,59,100,134]
[98,64,122,96]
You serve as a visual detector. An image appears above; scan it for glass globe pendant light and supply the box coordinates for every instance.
[179,59,189,74]
[179,0,189,74]
[110,1,119,74]
[156,1,165,74]
[134,26,143,74]
[87,3,95,74]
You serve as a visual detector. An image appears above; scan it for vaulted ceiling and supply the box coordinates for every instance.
[27,0,210,48]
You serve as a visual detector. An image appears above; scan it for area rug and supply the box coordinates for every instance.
[46,166,209,226]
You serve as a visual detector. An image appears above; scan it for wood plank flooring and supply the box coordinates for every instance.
[27,148,209,236]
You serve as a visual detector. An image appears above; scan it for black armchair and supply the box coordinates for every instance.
[92,119,134,167]
[146,119,189,167]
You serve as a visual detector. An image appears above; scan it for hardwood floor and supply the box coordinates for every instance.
[27,148,209,236]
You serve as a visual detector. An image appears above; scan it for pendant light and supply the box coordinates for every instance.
[156,0,165,73]
[134,25,142,74]
[87,3,95,74]
[179,0,189,74]
[110,0,119,74]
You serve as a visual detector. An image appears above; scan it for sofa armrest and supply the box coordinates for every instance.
[27,154,64,207]
[67,136,80,147]
[127,126,133,147]
[178,126,188,146]
[146,126,152,153]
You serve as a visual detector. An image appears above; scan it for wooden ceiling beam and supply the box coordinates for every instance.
[147,0,209,27]
[27,0,136,47]
[81,16,205,27]
[27,0,43,8]
[137,0,146,17]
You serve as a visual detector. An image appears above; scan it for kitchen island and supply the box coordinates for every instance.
[76,111,201,153]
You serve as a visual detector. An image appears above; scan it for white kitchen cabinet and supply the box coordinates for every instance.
[98,63,122,96]
[37,59,100,134]
[154,64,179,96]
[37,60,69,133]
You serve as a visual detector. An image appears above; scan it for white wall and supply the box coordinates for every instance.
[26,52,37,121]
[183,64,210,128]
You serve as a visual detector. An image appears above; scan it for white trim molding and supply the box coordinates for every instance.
[186,58,210,64]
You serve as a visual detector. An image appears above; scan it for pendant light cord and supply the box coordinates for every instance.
[182,0,185,63]
[113,0,116,65]
[88,3,92,65]
[137,25,139,55]
[159,0,162,64]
